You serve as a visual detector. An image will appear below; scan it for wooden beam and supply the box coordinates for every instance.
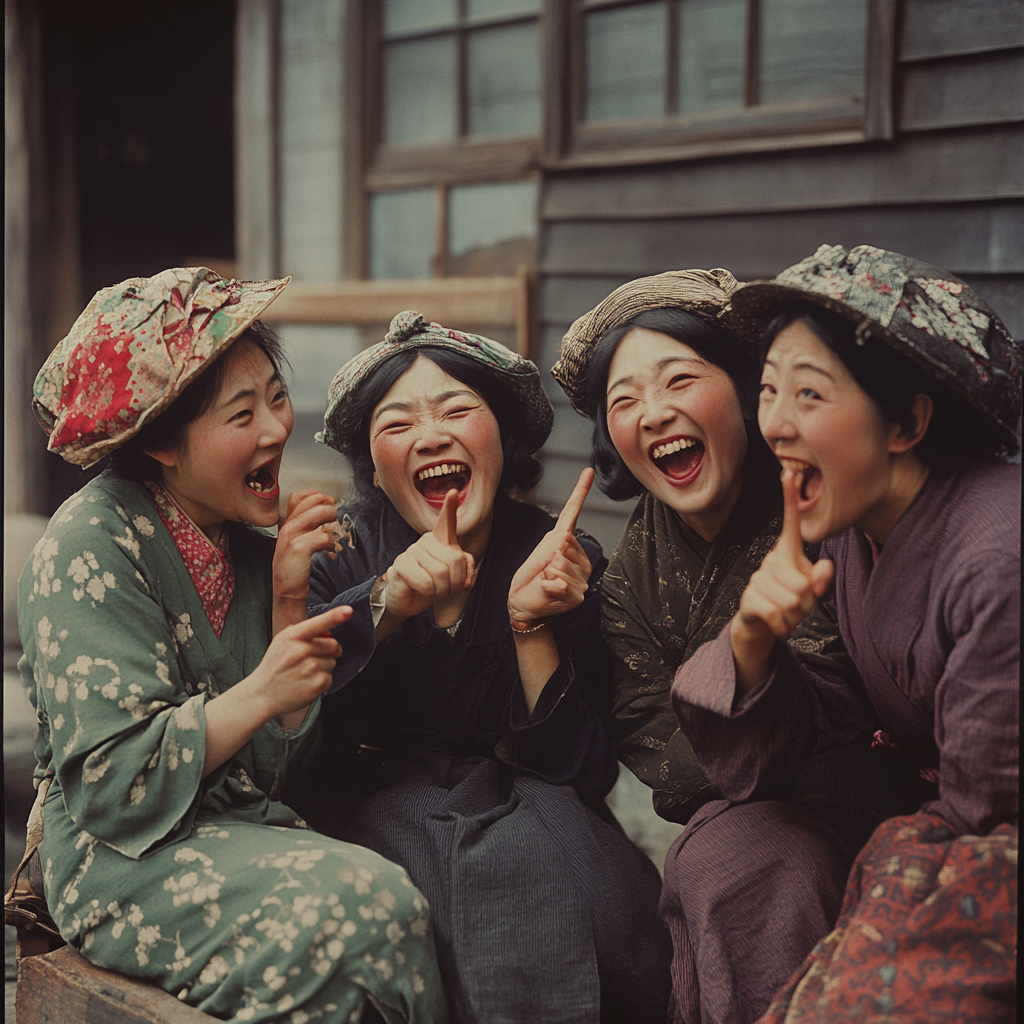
[263,276,521,328]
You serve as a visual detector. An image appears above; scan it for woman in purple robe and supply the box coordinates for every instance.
[670,244,1019,1023]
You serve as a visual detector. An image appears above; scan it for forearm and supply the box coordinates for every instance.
[201,678,273,776]
[513,626,560,715]
[273,595,309,636]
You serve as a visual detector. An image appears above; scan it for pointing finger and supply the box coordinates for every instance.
[777,469,807,566]
[295,604,353,638]
[432,489,461,547]
[555,468,594,535]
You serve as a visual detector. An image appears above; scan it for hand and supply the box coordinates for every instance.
[273,489,339,604]
[731,470,834,691]
[508,468,594,625]
[383,490,477,624]
[249,604,351,720]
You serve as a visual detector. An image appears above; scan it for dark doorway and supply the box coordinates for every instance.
[35,0,237,513]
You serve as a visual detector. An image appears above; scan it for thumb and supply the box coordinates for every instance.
[809,558,834,599]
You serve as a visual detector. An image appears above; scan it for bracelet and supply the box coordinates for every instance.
[509,617,551,634]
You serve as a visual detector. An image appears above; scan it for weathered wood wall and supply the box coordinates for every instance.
[534,0,1024,551]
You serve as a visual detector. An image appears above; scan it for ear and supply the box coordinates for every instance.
[144,448,178,469]
[888,394,933,454]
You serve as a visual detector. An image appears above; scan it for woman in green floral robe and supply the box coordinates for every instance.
[17,267,448,1024]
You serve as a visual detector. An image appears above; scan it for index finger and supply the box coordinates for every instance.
[776,469,806,564]
[294,604,353,638]
[432,489,461,547]
[555,468,594,535]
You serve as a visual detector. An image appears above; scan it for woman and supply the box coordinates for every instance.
[674,244,1019,1023]
[16,269,448,1023]
[294,310,672,1024]
[551,268,926,1024]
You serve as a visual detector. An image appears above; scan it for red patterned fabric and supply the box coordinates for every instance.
[757,812,1018,1024]
[146,483,235,637]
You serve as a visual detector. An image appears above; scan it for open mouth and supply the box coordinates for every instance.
[414,461,471,507]
[245,462,279,498]
[778,457,820,503]
[651,437,705,482]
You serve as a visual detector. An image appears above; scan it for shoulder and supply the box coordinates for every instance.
[930,461,1020,565]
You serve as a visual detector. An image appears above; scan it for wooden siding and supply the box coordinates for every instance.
[535,1,1024,551]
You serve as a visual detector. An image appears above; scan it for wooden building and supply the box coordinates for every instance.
[6,0,1024,553]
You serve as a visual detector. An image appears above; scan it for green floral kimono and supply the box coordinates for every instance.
[18,471,448,1024]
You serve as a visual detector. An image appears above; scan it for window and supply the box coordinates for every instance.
[562,0,893,165]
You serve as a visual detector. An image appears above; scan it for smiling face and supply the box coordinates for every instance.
[759,318,924,545]
[148,337,294,542]
[369,355,503,557]
[605,327,748,542]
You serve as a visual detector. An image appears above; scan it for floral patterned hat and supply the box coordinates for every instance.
[552,268,740,415]
[318,310,554,458]
[725,244,1022,453]
[33,267,291,467]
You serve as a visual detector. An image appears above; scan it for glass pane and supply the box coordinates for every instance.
[383,36,457,145]
[467,0,541,22]
[449,180,537,256]
[678,0,746,113]
[369,189,436,280]
[468,23,541,137]
[384,0,457,36]
[760,0,867,104]
[585,3,668,122]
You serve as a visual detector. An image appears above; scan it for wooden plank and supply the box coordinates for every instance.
[17,946,214,1023]
[538,277,630,332]
[540,200,1024,279]
[901,51,1024,131]
[901,0,1024,61]
[541,126,1024,221]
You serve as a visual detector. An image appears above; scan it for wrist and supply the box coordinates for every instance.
[509,616,552,635]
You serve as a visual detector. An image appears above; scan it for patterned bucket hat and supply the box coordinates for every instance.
[33,267,291,467]
[725,244,1022,453]
[552,268,740,415]
[318,310,554,458]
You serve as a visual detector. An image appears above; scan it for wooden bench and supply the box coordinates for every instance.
[17,944,215,1024]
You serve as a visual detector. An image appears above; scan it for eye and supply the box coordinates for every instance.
[271,386,289,405]
[377,420,410,435]
[229,408,253,423]
[798,387,823,401]
[668,373,696,387]
[758,382,776,398]
[607,392,635,410]
[443,404,477,419]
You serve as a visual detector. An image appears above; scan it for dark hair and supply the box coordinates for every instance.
[583,307,768,501]
[760,305,1004,467]
[108,320,287,482]
[345,346,543,510]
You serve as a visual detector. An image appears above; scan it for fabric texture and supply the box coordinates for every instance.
[757,814,1018,1024]
[318,311,553,458]
[724,244,1022,453]
[670,459,1019,1024]
[551,268,739,414]
[603,449,862,825]
[298,495,673,1024]
[32,267,290,467]
[144,482,235,637]
[18,472,448,1024]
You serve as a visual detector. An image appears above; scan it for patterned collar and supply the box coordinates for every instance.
[145,482,235,637]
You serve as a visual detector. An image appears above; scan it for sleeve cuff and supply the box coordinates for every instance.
[309,577,379,694]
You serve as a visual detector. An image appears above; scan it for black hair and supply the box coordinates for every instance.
[760,305,1004,467]
[345,346,543,510]
[108,319,287,482]
[583,307,770,501]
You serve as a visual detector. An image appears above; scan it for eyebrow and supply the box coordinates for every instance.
[219,372,283,409]
[607,355,704,392]
[372,388,478,422]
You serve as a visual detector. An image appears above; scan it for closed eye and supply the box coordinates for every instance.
[668,374,696,386]
[443,404,478,419]
[229,408,253,423]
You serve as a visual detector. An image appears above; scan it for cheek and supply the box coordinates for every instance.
[370,435,409,489]
[695,385,746,453]
[460,414,503,472]
[606,410,639,464]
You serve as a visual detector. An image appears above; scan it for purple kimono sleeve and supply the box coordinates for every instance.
[671,622,872,800]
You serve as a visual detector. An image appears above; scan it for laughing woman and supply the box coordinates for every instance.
[16,270,447,1023]
[292,311,672,1024]
[674,245,1019,1023]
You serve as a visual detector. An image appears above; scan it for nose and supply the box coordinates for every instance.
[415,416,452,452]
[638,394,677,433]
[759,392,797,447]
[260,398,293,447]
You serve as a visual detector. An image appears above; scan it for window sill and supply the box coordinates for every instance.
[367,137,542,190]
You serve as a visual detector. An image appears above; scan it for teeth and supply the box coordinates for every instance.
[416,462,468,481]
[778,458,812,473]
[652,438,698,460]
